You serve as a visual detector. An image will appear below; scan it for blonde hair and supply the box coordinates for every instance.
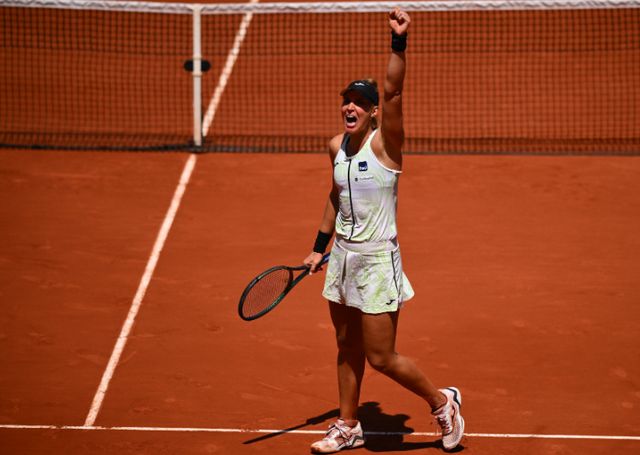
[363,78,379,130]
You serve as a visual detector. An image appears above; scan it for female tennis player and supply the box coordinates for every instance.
[303,9,464,453]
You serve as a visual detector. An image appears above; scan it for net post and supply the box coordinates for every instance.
[192,5,203,149]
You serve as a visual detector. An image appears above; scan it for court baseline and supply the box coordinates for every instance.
[2,424,639,442]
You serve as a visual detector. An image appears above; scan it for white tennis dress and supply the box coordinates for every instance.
[322,131,414,313]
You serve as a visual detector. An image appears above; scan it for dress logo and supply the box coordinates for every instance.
[358,161,368,172]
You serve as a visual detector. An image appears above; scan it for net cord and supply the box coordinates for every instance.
[2,0,639,15]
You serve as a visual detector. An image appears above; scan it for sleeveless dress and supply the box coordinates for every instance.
[322,131,414,313]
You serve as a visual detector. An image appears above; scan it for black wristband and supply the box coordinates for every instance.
[391,31,407,52]
[313,230,332,254]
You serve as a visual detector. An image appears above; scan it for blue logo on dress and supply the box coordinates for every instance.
[358,161,368,171]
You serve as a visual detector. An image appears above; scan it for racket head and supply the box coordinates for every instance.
[238,265,297,321]
[237,253,330,321]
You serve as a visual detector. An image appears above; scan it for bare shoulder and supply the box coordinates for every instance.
[329,133,344,161]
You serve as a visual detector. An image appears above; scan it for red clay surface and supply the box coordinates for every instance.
[1,149,639,454]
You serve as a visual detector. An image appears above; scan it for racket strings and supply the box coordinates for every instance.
[241,268,293,319]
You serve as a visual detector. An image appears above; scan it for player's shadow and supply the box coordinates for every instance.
[357,401,441,452]
[243,401,462,452]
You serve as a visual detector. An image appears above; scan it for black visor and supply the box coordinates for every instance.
[340,80,379,106]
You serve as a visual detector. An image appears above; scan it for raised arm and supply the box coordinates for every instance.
[379,9,410,167]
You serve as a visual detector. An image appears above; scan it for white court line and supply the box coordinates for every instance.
[83,154,198,427]
[1,424,639,441]
[202,0,259,137]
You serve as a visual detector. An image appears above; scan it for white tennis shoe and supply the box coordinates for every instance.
[310,419,365,453]
[432,387,465,451]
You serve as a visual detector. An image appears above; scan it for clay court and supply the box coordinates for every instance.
[1,1,640,454]
[1,149,639,454]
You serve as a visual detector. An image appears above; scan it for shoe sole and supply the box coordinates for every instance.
[443,387,464,451]
[310,436,365,454]
[446,386,462,407]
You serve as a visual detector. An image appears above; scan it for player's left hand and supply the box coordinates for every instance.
[389,8,411,35]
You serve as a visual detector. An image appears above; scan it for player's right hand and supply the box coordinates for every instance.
[303,252,324,275]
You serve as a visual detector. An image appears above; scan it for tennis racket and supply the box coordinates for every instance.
[238,253,330,321]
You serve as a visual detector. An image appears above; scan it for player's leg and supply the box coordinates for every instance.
[329,301,365,423]
[310,302,366,454]
[361,310,464,450]
[361,310,445,409]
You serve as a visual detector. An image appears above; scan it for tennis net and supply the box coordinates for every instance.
[1,0,639,154]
